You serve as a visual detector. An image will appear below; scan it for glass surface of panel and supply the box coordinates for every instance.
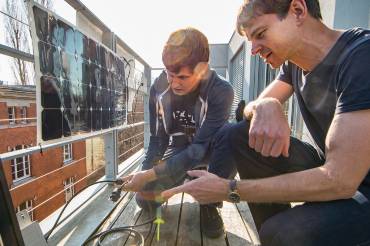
[62,79,80,109]
[91,109,102,131]
[38,41,61,78]
[80,58,91,86]
[33,7,59,46]
[42,109,63,140]
[101,88,110,110]
[90,86,102,110]
[104,70,111,90]
[41,76,62,108]
[102,109,110,129]
[57,20,75,55]
[75,31,88,60]
[79,83,91,110]
[87,39,100,65]
[89,64,101,87]
[61,51,78,82]
[63,108,79,136]
[78,109,91,133]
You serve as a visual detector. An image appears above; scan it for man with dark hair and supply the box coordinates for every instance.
[120,27,235,238]
[162,0,370,245]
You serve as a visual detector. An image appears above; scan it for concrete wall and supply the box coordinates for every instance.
[228,32,253,103]
[333,0,370,29]
[209,44,228,78]
[76,12,103,43]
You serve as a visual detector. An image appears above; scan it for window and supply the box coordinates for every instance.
[20,107,27,124]
[11,145,31,182]
[64,177,75,202]
[8,107,16,125]
[63,144,73,163]
[16,200,33,221]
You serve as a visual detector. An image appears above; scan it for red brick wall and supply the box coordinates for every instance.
[1,102,87,221]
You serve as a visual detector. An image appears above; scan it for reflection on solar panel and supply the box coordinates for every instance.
[29,3,127,142]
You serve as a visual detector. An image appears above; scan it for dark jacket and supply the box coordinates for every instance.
[144,69,234,184]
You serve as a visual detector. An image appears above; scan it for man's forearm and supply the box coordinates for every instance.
[237,165,353,203]
[143,168,158,182]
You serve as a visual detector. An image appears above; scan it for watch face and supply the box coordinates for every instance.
[229,191,240,203]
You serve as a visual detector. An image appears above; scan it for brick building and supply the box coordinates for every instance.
[0,84,87,221]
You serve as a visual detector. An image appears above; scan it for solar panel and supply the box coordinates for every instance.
[29,2,127,142]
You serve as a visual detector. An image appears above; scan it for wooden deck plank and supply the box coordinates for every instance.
[202,206,227,246]
[221,201,254,246]
[176,193,202,246]
[235,202,261,246]
[102,193,146,246]
[124,198,156,246]
[150,193,183,246]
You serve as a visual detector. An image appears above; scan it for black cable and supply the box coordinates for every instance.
[83,217,156,246]
[44,177,159,245]
[44,180,117,241]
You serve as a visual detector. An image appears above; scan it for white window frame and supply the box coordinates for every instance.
[16,200,33,221]
[8,107,16,125]
[63,177,75,202]
[11,145,31,182]
[20,106,27,124]
[63,144,73,163]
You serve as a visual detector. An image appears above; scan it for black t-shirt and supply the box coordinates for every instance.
[170,87,199,135]
[278,28,370,186]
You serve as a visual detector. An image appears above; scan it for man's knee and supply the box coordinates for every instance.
[259,212,318,246]
[214,123,232,144]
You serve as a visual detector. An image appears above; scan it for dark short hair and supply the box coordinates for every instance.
[162,27,209,73]
[237,0,322,36]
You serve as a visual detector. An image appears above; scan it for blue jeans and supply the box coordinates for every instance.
[228,120,370,246]
[137,124,237,210]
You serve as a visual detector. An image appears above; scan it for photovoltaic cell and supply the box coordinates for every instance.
[31,5,127,142]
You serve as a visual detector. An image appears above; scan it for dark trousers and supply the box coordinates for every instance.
[228,120,370,246]
[137,124,237,209]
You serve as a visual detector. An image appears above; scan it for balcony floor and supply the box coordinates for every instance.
[90,192,260,246]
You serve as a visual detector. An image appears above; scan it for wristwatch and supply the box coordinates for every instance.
[228,179,240,203]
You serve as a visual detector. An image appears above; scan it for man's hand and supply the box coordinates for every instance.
[120,169,156,192]
[246,98,290,157]
[161,170,229,204]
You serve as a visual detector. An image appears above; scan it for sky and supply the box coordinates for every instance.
[54,0,244,68]
[0,0,244,83]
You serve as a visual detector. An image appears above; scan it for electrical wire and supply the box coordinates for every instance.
[83,217,155,246]
[44,178,157,246]
[44,180,117,241]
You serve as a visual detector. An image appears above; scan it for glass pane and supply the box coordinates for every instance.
[38,41,61,78]
[42,109,63,140]
[75,30,88,60]
[41,76,62,108]
[91,109,102,131]
[33,6,58,46]
[57,20,75,55]
[60,51,78,83]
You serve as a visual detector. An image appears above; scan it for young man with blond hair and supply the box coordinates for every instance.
[121,27,235,238]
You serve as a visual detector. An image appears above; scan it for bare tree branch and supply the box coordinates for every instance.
[3,0,53,85]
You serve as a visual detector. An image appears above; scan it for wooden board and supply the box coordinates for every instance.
[235,202,261,245]
[176,193,202,246]
[221,201,254,246]
[150,193,183,246]
[201,205,227,246]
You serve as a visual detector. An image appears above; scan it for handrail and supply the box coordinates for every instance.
[0,121,145,162]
